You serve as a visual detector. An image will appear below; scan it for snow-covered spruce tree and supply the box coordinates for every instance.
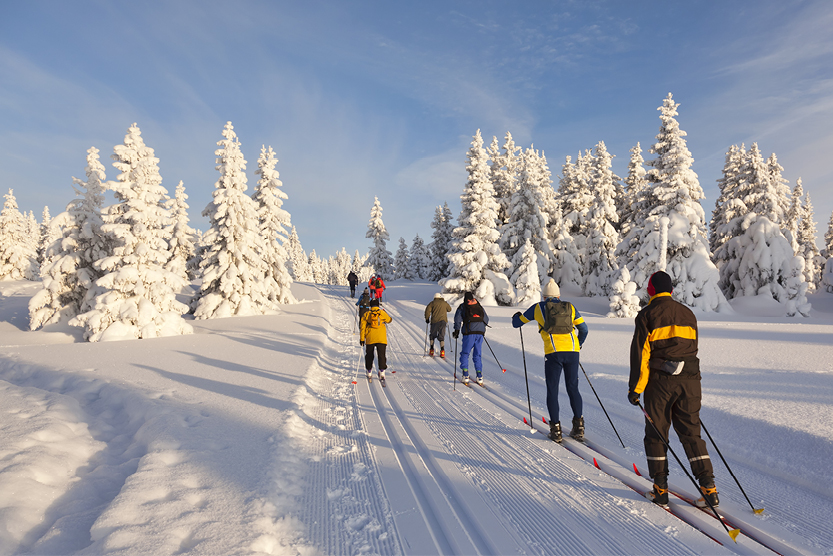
[510,238,540,305]
[619,143,649,238]
[784,178,804,253]
[441,130,512,305]
[285,225,311,281]
[407,234,430,280]
[617,94,728,312]
[253,145,295,304]
[393,237,410,280]
[767,153,792,228]
[583,141,621,297]
[309,250,327,284]
[709,144,746,259]
[37,206,61,266]
[351,250,363,274]
[822,211,833,292]
[719,214,810,316]
[558,151,594,240]
[166,181,196,282]
[192,122,278,319]
[428,203,454,281]
[548,204,582,288]
[488,132,521,227]
[29,147,109,329]
[500,146,554,286]
[0,189,37,281]
[365,196,393,280]
[70,124,192,341]
[607,266,641,318]
[798,192,821,292]
[824,210,833,259]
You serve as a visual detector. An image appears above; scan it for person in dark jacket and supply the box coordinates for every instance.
[627,271,718,508]
[512,278,588,442]
[356,288,372,322]
[452,292,488,385]
[424,293,452,357]
[347,271,359,297]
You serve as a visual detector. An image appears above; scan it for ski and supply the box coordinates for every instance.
[380,377,387,387]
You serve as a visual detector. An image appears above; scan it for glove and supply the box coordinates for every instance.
[513,312,522,319]
[452,330,459,339]
[628,391,640,406]
[426,318,430,324]
[360,340,365,347]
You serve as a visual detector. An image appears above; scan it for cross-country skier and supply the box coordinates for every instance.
[372,275,385,301]
[452,292,488,385]
[347,270,359,297]
[627,271,718,508]
[424,293,451,357]
[512,278,588,442]
[360,298,392,381]
[356,288,372,322]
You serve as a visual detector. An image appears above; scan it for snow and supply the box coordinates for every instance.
[1,278,832,555]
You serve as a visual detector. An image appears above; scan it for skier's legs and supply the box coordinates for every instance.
[672,378,714,484]
[376,344,388,371]
[643,373,676,480]
[471,335,484,372]
[365,343,375,371]
[459,334,475,370]
[544,353,565,423]
[561,352,583,419]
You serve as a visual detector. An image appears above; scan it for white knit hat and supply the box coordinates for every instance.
[434,292,443,299]
[543,278,560,298]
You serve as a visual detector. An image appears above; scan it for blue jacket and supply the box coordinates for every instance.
[454,301,489,335]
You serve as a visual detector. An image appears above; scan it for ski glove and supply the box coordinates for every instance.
[628,391,640,406]
[452,330,459,339]
[513,311,522,319]
[426,318,430,324]
[360,340,365,347]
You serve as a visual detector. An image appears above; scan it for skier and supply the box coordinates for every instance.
[360,298,392,381]
[452,292,488,385]
[512,278,588,443]
[373,275,386,301]
[627,271,718,508]
[368,276,377,300]
[356,288,372,322]
[424,292,452,357]
[347,270,359,297]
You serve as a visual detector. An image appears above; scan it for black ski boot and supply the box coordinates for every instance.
[569,416,585,441]
[548,421,563,443]
[695,481,719,508]
[646,474,669,506]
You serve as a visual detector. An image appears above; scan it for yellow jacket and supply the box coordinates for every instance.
[360,307,392,344]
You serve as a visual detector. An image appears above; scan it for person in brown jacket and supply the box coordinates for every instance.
[360,298,393,381]
[627,271,718,509]
[424,293,452,357]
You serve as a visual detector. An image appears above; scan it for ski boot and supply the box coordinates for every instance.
[429,347,435,357]
[548,421,563,443]
[439,349,445,358]
[461,369,470,385]
[695,482,719,508]
[569,416,585,441]
[366,370,372,381]
[647,476,669,506]
[476,371,483,385]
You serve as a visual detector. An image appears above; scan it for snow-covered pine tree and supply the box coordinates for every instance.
[428,203,454,281]
[558,152,595,241]
[607,266,641,318]
[619,143,649,238]
[583,141,621,297]
[784,178,804,253]
[285,225,311,281]
[309,250,326,284]
[29,147,109,330]
[351,250,363,274]
[70,124,192,341]
[617,94,728,312]
[166,181,196,282]
[394,237,410,280]
[510,238,541,305]
[500,146,554,285]
[489,132,521,227]
[709,144,746,259]
[365,197,393,280]
[192,122,278,319]
[798,192,821,292]
[334,248,352,285]
[407,234,430,280]
[0,189,37,281]
[822,210,833,293]
[548,204,582,288]
[441,130,511,305]
[767,153,792,229]
[37,206,61,266]
[253,145,295,304]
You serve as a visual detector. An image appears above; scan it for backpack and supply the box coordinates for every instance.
[367,309,383,329]
[542,300,574,335]
[463,302,485,325]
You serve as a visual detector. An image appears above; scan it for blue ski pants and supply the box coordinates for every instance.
[459,334,484,372]
[544,351,582,424]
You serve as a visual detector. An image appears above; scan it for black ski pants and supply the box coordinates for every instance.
[643,371,714,485]
[365,343,387,371]
[429,321,447,348]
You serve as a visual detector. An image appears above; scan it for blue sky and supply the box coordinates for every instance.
[2,1,831,258]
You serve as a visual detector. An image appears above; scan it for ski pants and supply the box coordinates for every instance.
[365,343,387,371]
[429,321,447,348]
[459,334,483,372]
[643,371,714,485]
[349,284,356,297]
[544,351,582,424]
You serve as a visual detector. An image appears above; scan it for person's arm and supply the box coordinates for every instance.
[629,312,651,394]
[512,303,538,328]
[424,304,431,322]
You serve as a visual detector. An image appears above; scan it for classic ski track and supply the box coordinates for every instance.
[378,298,737,556]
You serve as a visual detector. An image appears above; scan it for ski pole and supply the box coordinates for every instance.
[453,334,458,391]
[637,401,740,542]
[482,337,507,373]
[351,344,364,384]
[578,362,625,448]
[519,327,534,431]
[423,322,429,357]
[700,419,764,514]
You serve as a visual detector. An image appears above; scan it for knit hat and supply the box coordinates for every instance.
[543,278,560,298]
[647,271,673,297]
[369,298,380,307]
[434,292,443,299]
[464,292,474,302]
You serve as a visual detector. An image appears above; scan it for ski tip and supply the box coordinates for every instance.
[753,507,765,515]
[633,463,642,476]
[728,528,741,542]
[351,380,357,384]
[542,416,547,424]
[502,368,507,373]
[593,457,600,469]
[523,417,529,425]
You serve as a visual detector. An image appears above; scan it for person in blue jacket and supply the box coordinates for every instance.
[452,292,489,385]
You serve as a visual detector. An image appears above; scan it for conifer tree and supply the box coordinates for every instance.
[394,237,410,280]
[441,130,511,305]
[548,205,582,288]
[428,203,454,281]
[489,132,521,227]
[821,211,833,293]
[407,234,430,280]
[71,124,192,340]
[620,143,649,238]
[365,197,393,280]
[286,226,311,282]
[583,141,621,296]
[193,122,278,319]
[510,238,541,305]
[167,181,196,281]
[798,192,821,291]
[607,266,641,318]
[0,189,37,281]
[37,206,61,266]
[709,144,746,258]
[784,178,804,253]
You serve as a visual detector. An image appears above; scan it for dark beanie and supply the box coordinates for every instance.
[369,298,380,307]
[649,271,673,295]
[464,292,474,302]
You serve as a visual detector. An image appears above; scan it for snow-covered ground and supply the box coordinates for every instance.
[1,279,831,555]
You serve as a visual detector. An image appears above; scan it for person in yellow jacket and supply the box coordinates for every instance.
[360,298,393,380]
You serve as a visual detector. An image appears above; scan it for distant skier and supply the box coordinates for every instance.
[372,275,385,301]
[368,275,377,300]
[627,271,718,509]
[512,278,588,443]
[452,292,488,385]
[347,270,359,297]
[360,298,392,381]
[424,293,452,357]
[356,288,372,322]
